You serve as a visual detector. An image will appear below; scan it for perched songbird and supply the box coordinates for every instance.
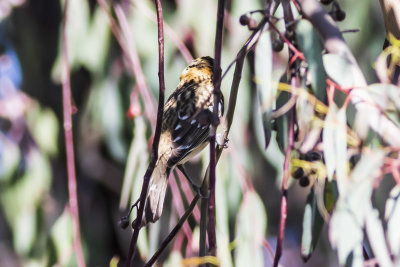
[143,56,224,225]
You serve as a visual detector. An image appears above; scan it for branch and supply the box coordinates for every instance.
[273,78,296,267]
[100,0,157,127]
[199,17,267,262]
[61,1,86,267]
[144,194,201,267]
[298,0,400,147]
[125,0,166,266]
[133,0,193,63]
[207,0,226,258]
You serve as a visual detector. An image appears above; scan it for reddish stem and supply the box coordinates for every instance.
[169,174,193,250]
[176,170,201,222]
[125,0,166,266]
[61,1,86,267]
[273,78,295,267]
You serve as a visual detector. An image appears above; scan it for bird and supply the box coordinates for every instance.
[142,56,224,225]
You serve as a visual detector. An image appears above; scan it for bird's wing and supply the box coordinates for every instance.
[167,80,213,167]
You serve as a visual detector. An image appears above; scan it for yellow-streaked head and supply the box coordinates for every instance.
[179,56,214,82]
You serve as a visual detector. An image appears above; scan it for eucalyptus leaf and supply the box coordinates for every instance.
[329,151,385,266]
[323,104,338,181]
[234,191,267,267]
[254,31,274,150]
[323,54,355,89]
[48,210,75,266]
[296,20,327,102]
[385,185,400,258]
[323,105,347,186]
[301,189,324,261]
[0,133,20,183]
[329,202,363,266]
[216,163,233,267]
[275,91,290,154]
[28,107,59,156]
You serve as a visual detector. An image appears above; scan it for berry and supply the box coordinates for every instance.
[299,176,310,187]
[239,14,249,26]
[272,39,284,52]
[292,168,304,179]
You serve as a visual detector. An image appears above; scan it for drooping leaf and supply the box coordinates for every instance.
[296,91,315,150]
[0,133,20,183]
[323,105,347,186]
[323,54,355,89]
[275,91,290,154]
[52,0,111,79]
[301,188,324,261]
[48,210,75,267]
[385,185,400,259]
[296,20,327,102]
[234,191,267,267]
[216,163,233,267]
[323,104,337,181]
[365,206,393,267]
[254,30,274,150]
[1,150,51,255]
[329,150,385,266]
[27,106,59,156]
[329,202,364,267]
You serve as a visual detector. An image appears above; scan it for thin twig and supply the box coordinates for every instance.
[61,1,86,267]
[207,0,225,258]
[169,172,194,248]
[144,194,201,267]
[200,16,268,264]
[273,78,296,267]
[125,0,166,266]
[141,10,266,266]
[133,0,193,63]
[113,2,157,127]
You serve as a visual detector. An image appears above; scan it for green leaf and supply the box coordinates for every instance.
[275,91,290,154]
[52,0,111,79]
[301,188,324,261]
[0,133,20,183]
[1,150,51,255]
[234,191,267,267]
[296,20,327,102]
[48,210,75,267]
[27,107,59,156]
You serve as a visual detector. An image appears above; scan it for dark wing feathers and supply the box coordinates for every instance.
[167,82,212,167]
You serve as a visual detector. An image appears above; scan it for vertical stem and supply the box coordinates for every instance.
[61,1,86,267]
[273,77,296,267]
[207,0,225,258]
[125,0,166,266]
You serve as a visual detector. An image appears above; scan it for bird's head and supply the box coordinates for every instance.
[179,56,214,81]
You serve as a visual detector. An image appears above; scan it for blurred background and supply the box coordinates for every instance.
[0,0,387,266]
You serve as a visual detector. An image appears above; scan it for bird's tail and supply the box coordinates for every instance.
[142,157,170,226]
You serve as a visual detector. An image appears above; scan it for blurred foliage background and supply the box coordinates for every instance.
[0,0,390,266]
